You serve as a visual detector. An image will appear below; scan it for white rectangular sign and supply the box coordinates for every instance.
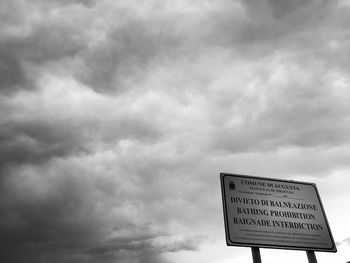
[220,173,336,252]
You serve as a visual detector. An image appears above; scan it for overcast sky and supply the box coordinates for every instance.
[1,0,350,262]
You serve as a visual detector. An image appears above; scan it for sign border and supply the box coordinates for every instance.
[220,172,337,252]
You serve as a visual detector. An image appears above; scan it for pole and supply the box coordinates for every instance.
[306,251,317,263]
[251,247,262,263]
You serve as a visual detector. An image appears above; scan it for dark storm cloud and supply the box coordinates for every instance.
[0,154,202,263]
[13,23,86,64]
[267,0,314,19]
[201,0,350,153]
[78,15,184,93]
[203,0,334,57]
[0,101,162,169]
[0,0,88,94]
[0,164,101,263]
[1,1,350,263]
[0,119,86,168]
[212,76,350,153]
[0,44,30,94]
[86,234,199,256]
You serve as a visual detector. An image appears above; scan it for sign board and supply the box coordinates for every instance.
[220,173,336,252]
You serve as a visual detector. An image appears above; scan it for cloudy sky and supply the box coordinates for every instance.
[1,0,350,262]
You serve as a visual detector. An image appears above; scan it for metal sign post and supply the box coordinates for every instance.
[251,247,262,263]
[250,248,318,263]
[306,251,317,263]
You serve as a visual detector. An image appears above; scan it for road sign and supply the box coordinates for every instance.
[220,173,336,252]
